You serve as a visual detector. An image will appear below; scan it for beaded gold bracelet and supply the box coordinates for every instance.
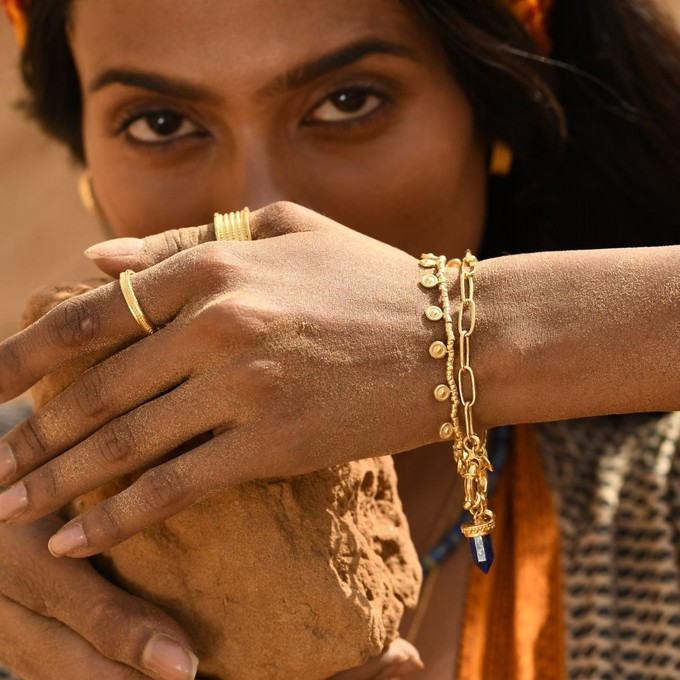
[418,251,495,573]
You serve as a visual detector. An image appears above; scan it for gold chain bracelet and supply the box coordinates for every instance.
[418,250,495,573]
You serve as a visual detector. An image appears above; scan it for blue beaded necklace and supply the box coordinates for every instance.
[419,426,512,579]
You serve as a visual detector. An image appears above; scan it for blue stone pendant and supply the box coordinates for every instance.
[469,534,495,574]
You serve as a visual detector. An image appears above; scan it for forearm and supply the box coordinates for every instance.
[475,245,680,428]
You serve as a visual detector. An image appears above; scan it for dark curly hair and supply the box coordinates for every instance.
[15,0,680,254]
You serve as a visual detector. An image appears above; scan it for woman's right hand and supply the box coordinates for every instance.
[0,514,198,680]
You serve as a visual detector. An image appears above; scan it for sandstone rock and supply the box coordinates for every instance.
[24,282,422,680]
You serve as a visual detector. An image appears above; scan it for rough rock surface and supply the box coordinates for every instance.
[24,282,422,680]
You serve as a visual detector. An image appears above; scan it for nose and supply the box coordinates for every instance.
[228,134,297,212]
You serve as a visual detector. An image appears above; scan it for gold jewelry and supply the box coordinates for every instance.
[419,251,495,573]
[451,252,495,569]
[419,254,463,445]
[78,170,100,216]
[489,140,513,176]
[119,270,155,335]
[213,208,251,241]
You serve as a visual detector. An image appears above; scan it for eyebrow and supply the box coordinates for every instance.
[89,69,221,103]
[88,38,418,102]
[257,39,419,97]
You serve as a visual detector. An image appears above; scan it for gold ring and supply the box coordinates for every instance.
[119,269,155,335]
[214,207,251,241]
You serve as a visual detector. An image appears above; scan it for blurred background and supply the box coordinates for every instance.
[0,21,100,345]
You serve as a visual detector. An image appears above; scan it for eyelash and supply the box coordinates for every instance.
[303,83,394,129]
[112,82,395,151]
[113,106,206,150]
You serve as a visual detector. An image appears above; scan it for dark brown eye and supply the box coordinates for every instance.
[329,89,371,113]
[125,110,201,143]
[145,111,184,136]
[308,87,384,124]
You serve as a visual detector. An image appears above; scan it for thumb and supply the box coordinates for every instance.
[83,201,333,277]
[0,516,199,680]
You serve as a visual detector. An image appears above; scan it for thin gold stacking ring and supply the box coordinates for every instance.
[214,207,251,241]
[119,269,155,335]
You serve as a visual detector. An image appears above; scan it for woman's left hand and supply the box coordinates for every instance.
[0,202,446,557]
[328,638,423,679]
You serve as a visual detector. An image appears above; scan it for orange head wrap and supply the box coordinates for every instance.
[2,0,27,47]
[2,1,554,54]
[505,0,554,54]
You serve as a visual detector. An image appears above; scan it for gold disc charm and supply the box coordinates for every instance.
[419,255,438,268]
[425,305,443,321]
[434,384,451,401]
[429,341,447,359]
[439,422,455,440]
[421,274,438,289]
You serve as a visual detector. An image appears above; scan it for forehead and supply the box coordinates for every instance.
[69,0,440,84]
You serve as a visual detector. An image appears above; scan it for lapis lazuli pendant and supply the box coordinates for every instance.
[469,534,494,574]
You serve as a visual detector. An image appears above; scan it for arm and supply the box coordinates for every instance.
[476,246,680,428]
[0,204,676,556]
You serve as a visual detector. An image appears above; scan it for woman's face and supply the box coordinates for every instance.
[69,0,487,256]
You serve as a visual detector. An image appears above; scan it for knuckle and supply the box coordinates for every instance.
[138,466,185,512]
[261,199,299,222]
[88,501,125,545]
[160,228,197,257]
[74,368,107,419]
[196,242,239,286]
[196,297,271,344]
[47,297,100,348]
[86,594,133,660]
[98,418,136,466]
[259,200,321,235]
[15,416,49,463]
[0,340,25,394]
[27,463,60,507]
[237,358,284,395]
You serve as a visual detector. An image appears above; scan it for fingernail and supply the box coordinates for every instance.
[84,238,143,259]
[0,483,27,521]
[143,634,199,680]
[0,443,16,483]
[48,523,87,556]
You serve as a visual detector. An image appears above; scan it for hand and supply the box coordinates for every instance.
[0,514,198,680]
[0,202,445,556]
[329,638,424,679]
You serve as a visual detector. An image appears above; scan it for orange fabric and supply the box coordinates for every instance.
[2,0,27,47]
[505,0,554,54]
[458,424,566,680]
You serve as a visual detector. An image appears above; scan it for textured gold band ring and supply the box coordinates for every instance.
[120,269,155,335]
[214,207,251,241]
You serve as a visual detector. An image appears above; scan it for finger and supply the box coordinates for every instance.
[0,517,199,680]
[0,278,164,403]
[2,377,232,525]
[44,426,276,557]
[0,595,149,680]
[329,638,424,680]
[0,242,232,403]
[84,201,336,277]
[0,319,195,485]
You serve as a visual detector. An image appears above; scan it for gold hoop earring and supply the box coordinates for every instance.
[489,141,513,176]
[78,170,99,215]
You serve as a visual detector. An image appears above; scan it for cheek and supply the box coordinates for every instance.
[85,138,219,238]
[82,103,222,238]
[297,96,487,257]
